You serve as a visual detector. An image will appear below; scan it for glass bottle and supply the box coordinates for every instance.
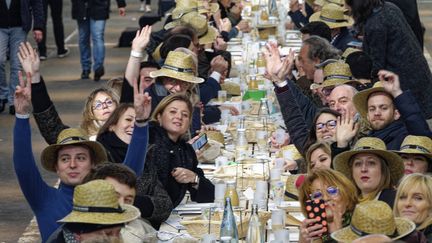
[224,181,239,207]
[235,128,248,161]
[220,197,239,243]
[246,204,264,243]
[256,53,266,75]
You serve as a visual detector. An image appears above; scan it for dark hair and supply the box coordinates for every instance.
[160,34,193,59]
[83,163,137,188]
[300,21,332,42]
[303,36,341,62]
[345,51,372,79]
[97,103,134,136]
[345,0,384,32]
[140,61,160,70]
[166,24,197,40]
[303,108,341,154]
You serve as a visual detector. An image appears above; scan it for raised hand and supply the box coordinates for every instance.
[14,71,32,115]
[131,25,152,53]
[133,78,152,121]
[18,42,41,84]
[219,18,232,33]
[336,114,359,148]
[263,42,294,83]
[378,69,402,98]
[171,167,197,184]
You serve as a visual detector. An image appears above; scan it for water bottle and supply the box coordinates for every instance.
[246,204,265,243]
[220,197,239,243]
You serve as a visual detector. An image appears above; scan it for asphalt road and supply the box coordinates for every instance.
[0,1,431,242]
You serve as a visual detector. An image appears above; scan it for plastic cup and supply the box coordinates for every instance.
[271,209,286,231]
[274,158,285,169]
[270,169,281,181]
[215,183,226,201]
[202,233,217,243]
[275,129,286,145]
[256,180,268,195]
[218,90,227,103]
[215,156,228,168]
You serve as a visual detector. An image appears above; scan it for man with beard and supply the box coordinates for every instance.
[352,70,431,150]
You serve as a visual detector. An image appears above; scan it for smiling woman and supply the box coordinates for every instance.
[394,173,432,241]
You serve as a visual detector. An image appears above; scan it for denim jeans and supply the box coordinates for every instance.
[0,27,27,104]
[77,18,106,72]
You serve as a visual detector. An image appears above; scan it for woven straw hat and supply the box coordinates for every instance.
[309,3,354,29]
[333,137,404,186]
[171,0,219,20]
[342,47,361,60]
[314,0,344,7]
[352,81,388,119]
[165,12,218,45]
[331,200,415,242]
[150,51,204,83]
[41,128,107,172]
[58,180,140,224]
[395,135,432,159]
[316,61,359,89]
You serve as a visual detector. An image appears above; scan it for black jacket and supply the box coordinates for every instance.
[141,122,215,207]
[331,27,358,52]
[71,0,126,21]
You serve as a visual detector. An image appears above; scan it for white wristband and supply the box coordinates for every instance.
[275,80,288,87]
[130,50,144,58]
[16,113,30,119]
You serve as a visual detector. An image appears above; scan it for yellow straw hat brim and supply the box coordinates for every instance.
[331,217,416,242]
[58,204,140,225]
[41,141,108,172]
[333,149,404,186]
[394,149,432,159]
[198,25,218,45]
[150,68,204,84]
[309,11,354,29]
[353,86,387,119]
[317,79,361,89]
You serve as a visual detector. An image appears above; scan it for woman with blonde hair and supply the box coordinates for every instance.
[298,169,358,243]
[394,173,432,241]
[139,93,215,209]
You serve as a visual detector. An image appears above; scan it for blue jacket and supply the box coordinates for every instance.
[288,3,314,29]
[369,90,432,150]
[13,118,148,242]
[331,27,358,52]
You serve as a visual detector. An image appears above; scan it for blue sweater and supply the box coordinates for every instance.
[13,118,148,242]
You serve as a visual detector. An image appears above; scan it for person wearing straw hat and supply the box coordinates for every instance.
[13,70,152,241]
[394,173,432,242]
[353,70,432,150]
[395,135,432,175]
[309,3,358,51]
[331,200,417,242]
[333,137,404,208]
[46,180,141,242]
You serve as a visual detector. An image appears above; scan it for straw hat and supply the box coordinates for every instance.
[58,180,140,225]
[150,51,204,83]
[171,0,218,20]
[333,137,404,186]
[342,47,361,60]
[331,200,415,242]
[309,3,354,29]
[165,12,218,45]
[314,0,344,7]
[41,128,107,172]
[316,61,359,88]
[352,81,388,119]
[395,135,432,159]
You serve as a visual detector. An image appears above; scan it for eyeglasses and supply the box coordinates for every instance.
[92,99,114,110]
[164,78,191,88]
[316,120,337,130]
[310,186,339,200]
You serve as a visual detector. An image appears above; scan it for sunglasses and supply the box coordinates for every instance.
[92,99,114,110]
[316,120,337,130]
[310,186,339,200]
